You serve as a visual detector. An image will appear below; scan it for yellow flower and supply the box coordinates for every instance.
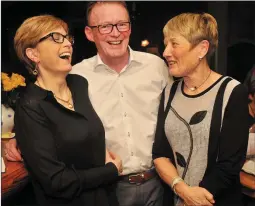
[11,73,26,87]
[1,72,26,91]
[1,72,10,81]
[2,79,14,91]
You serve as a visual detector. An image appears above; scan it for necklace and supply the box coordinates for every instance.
[53,91,73,109]
[184,69,212,91]
[36,80,73,109]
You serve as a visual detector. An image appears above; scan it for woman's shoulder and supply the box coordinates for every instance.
[67,74,88,87]
[222,76,247,96]
[18,83,46,108]
[163,79,182,105]
[165,78,182,94]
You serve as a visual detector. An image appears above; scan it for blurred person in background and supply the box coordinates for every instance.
[241,65,255,206]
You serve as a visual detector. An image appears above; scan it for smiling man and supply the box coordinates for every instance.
[70,1,171,206]
[5,1,171,206]
[84,2,131,73]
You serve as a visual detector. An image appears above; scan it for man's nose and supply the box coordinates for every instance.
[111,25,121,36]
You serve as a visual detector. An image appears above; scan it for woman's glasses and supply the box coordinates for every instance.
[38,32,74,45]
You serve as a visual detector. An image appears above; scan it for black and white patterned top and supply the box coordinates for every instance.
[153,76,250,206]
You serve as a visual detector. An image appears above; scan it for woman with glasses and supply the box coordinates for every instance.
[13,15,122,206]
[152,12,249,206]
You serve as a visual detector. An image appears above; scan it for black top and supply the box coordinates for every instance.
[14,74,119,206]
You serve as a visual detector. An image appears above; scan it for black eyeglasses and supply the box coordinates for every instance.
[89,22,131,34]
[38,32,74,45]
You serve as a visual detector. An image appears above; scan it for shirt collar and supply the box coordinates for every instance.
[93,46,141,71]
[24,75,76,101]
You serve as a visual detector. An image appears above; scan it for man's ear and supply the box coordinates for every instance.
[85,26,95,42]
[25,48,39,63]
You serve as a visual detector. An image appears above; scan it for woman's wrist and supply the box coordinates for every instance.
[174,181,190,198]
[171,176,184,194]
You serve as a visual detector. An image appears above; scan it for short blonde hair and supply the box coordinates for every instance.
[163,12,218,59]
[14,15,68,74]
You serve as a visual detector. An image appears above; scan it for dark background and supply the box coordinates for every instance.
[2,1,255,82]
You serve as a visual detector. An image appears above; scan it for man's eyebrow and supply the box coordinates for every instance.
[98,20,130,25]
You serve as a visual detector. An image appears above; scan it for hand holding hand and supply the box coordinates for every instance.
[106,150,123,175]
[105,149,112,164]
[175,181,215,206]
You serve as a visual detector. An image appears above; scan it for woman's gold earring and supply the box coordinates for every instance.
[32,69,38,76]
[32,67,38,76]
[32,63,39,76]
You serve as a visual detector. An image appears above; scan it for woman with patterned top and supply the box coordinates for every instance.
[152,12,249,206]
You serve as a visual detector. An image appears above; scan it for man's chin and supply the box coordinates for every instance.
[115,46,128,54]
[107,50,127,58]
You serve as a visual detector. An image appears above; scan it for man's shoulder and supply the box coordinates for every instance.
[70,56,97,76]
[72,56,96,69]
[132,50,165,63]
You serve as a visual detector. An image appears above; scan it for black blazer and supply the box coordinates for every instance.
[14,74,119,206]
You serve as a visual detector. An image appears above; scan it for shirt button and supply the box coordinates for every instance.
[124,112,127,117]
[131,152,134,156]
[121,93,123,97]
[128,132,130,137]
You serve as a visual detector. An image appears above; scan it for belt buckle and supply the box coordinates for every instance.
[128,173,145,185]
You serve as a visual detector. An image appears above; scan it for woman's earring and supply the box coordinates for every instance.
[199,57,202,61]
[32,64,38,76]
[32,69,38,76]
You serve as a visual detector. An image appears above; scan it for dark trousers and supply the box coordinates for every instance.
[116,176,164,206]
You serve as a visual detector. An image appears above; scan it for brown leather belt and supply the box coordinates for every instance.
[118,169,157,185]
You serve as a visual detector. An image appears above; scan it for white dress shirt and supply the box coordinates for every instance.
[71,47,171,175]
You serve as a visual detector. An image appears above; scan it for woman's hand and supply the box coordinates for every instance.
[105,149,123,175]
[4,139,23,162]
[175,181,215,206]
[105,149,112,164]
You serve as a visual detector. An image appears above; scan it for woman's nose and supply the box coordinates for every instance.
[163,45,172,58]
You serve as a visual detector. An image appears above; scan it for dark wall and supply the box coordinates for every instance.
[1,1,208,77]
[1,1,255,82]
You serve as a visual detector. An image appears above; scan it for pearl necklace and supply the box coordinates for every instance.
[36,80,73,109]
[184,70,212,91]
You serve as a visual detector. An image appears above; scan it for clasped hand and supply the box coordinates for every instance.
[105,149,123,175]
[175,181,215,206]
